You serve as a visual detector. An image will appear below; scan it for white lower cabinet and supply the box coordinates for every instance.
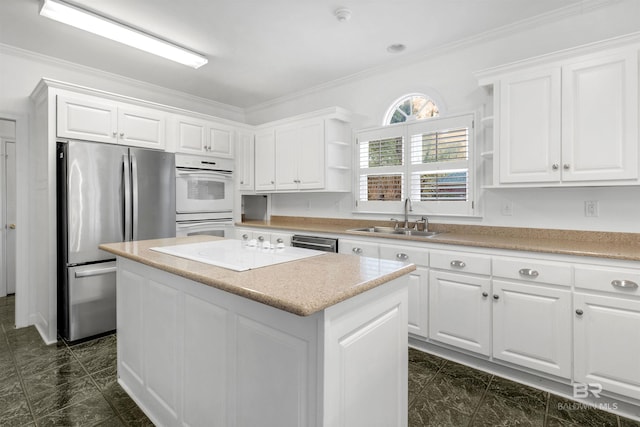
[379,244,429,339]
[574,293,640,400]
[492,280,572,378]
[338,238,379,258]
[429,269,491,355]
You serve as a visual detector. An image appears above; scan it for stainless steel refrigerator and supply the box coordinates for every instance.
[57,140,176,341]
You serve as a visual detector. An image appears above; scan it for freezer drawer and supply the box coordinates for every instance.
[67,262,117,341]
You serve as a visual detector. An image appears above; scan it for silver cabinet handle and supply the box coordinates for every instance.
[352,247,363,255]
[552,163,559,170]
[396,253,409,261]
[493,294,500,300]
[611,280,638,289]
[450,260,466,268]
[576,309,584,316]
[482,292,488,298]
[563,164,570,170]
[519,268,539,278]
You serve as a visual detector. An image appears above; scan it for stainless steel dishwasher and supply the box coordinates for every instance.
[291,235,338,253]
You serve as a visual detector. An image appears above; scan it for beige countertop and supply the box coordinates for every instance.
[239,216,640,262]
[99,235,416,317]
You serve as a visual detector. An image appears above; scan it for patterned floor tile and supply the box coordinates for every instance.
[29,376,101,419]
[34,393,117,427]
[487,375,549,411]
[412,370,489,417]
[69,334,117,374]
[21,360,88,399]
[118,405,154,427]
[471,392,545,426]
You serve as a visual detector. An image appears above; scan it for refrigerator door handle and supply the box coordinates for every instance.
[74,265,117,278]
[131,153,139,240]
[123,154,132,241]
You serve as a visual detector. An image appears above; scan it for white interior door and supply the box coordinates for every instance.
[6,141,16,294]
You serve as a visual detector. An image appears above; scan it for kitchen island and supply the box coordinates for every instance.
[99,236,415,427]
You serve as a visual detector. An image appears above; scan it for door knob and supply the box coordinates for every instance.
[8,224,16,229]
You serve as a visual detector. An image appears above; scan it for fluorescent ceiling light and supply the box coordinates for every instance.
[39,0,208,69]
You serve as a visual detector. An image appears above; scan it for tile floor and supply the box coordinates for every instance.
[1,294,639,427]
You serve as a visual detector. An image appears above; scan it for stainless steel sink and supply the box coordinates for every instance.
[348,227,442,238]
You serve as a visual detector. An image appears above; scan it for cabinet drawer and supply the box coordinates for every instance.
[575,264,640,296]
[430,250,491,275]
[379,244,428,266]
[492,256,572,286]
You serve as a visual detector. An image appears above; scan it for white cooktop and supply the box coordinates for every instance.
[150,239,325,272]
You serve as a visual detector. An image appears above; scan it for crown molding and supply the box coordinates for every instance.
[245,0,620,115]
[0,42,245,119]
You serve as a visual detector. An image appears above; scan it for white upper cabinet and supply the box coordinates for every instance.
[254,129,276,191]
[236,130,254,191]
[499,67,561,183]
[275,120,324,190]
[57,94,166,150]
[174,115,235,158]
[561,51,638,182]
[480,43,640,186]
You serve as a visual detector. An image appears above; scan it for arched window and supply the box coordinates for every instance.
[384,94,439,125]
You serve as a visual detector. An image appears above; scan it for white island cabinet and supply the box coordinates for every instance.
[100,236,413,427]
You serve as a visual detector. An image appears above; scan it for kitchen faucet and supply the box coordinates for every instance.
[404,198,412,229]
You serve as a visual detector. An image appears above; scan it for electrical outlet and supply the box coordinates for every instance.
[501,201,513,216]
[585,201,599,217]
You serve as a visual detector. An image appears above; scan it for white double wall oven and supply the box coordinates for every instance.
[175,154,234,238]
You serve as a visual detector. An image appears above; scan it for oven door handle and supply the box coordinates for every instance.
[177,221,232,229]
[176,169,232,179]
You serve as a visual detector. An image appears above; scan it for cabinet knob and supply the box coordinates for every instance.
[9,224,16,230]
[276,238,283,244]
[450,260,466,268]
[493,294,500,300]
[242,234,248,240]
[576,309,584,316]
[552,163,559,170]
[396,253,409,261]
[240,180,244,185]
[482,292,488,298]
[270,181,274,184]
[112,131,117,137]
[563,164,570,170]
[257,236,264,242]
[352,247,363,255]
[119,132,124,138]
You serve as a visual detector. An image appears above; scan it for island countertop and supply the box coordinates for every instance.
[99,235,416,316]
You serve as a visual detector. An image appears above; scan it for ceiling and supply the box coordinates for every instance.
[1,0,588,109]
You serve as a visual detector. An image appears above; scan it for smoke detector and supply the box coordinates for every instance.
[334,8,352,22]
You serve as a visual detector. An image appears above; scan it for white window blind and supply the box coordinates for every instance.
[355,114,474,216]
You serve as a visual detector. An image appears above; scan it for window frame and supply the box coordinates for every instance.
[354,113,476,217]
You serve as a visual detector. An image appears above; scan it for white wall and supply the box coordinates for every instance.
[0,45,245,123]
[248,0,640,233]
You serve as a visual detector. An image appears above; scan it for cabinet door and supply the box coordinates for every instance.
[297,121,324,190]
[118,105,166,150]
[429,270,491,355]
[254,130,276,191]
[176,117,207,154]
[338,239,379,258]
[208,124,234,158]
[562,51,638,182]
[379,244,429,339]
[574,292,640,400]
[499,67,561,183]
[274,126,299,190]
[492,280,571,378]
[236,131,254,191]
[57,95,117,143]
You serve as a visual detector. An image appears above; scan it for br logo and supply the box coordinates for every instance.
[573,383,602,399]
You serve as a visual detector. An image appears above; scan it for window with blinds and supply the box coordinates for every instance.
[355,114,474,216]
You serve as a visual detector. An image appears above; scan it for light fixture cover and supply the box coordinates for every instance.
[39,0,208,69]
